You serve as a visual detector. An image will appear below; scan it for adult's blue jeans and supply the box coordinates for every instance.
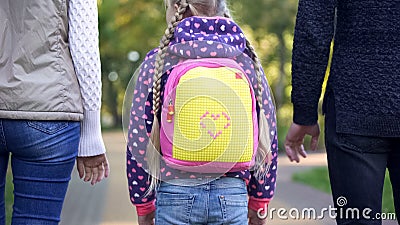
[156,177,248,225]
[0,119,80,225]
[324,93,400,225]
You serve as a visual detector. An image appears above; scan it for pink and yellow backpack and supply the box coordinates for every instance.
[158,58,260,173]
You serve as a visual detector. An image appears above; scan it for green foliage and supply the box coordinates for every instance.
[5,166,13,225]
[292,167,331,193]
[232,0,298,35]
[382,172,396,213]
[98,0,166,127]
[292,167,395,213]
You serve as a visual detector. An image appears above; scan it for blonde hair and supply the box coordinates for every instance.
[165,0,218,17]
[146,0,271,194]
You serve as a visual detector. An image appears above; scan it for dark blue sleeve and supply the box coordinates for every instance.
[291,0,336,125]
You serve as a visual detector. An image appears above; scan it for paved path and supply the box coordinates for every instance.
[60,131,397,225]
[61,131,136,225]
[265,149,338,225]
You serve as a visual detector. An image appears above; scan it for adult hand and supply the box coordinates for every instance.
[248,208,267,225]
[138,211,155,225]
[77,153,110,185]
[284,123,320,163]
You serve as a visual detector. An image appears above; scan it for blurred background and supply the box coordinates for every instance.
[4,0,396,224]
[97,0,320,150]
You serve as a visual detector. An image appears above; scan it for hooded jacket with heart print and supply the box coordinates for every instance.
[126,16,278,216]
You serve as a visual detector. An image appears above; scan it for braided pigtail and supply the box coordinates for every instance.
[216,0,232,18]
[146,0,189,194]
[245,39,273,179]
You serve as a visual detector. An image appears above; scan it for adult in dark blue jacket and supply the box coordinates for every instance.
[285,0,399,224]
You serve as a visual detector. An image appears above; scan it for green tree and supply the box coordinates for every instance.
[231,0,298,108]
[98,0,166,127]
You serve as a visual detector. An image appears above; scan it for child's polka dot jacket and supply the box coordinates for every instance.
[126,16,278,216]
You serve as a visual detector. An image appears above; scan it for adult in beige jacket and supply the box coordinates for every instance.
[0,0,109,224]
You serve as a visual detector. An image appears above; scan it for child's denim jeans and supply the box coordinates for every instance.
[156,177,248,225]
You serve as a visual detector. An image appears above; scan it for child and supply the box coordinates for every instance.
[126,0,278,224]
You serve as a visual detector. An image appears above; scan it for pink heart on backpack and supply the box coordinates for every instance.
[211,114,220,120]
[200,111,231,139]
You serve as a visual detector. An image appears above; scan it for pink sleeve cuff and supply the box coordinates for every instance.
[248,197,270,213]
[135,201,156,216]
